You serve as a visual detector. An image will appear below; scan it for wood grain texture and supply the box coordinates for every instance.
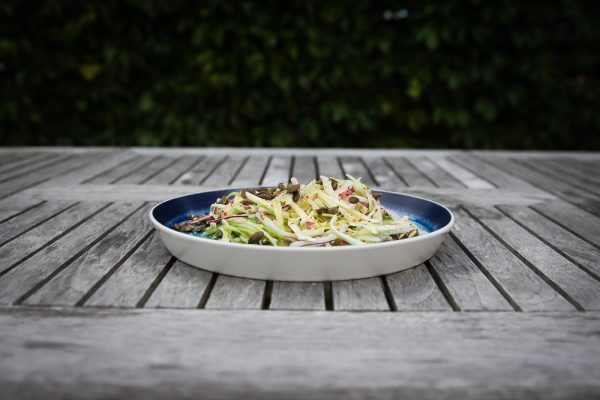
[84,154,153,184]
[173,155,227,185]
[532,200,600,248]
[499,205,600,277]
[338,156,377,186]
[23,205,153,306]
[0,202,108,275]
[315,155,343,177]
[385,157,436,187]
[362,156,408,189]
[406,157,464,188]
[0,202,141,304]
[230,155,270,186]
[202,155,248,186]
[428,237,513,311]
[291,155,317,182]
[2,307,599,400]
[143,155,202,185]
[386,265,452,311]
[205,275,265,310]
[145,260,212,308]
[0,152,49,174]
[477,155,600,216]
[0,153,102,199]
[270,282,325,310]
[115,155,177,184]
[428,155,495,189]
[0,201,74,247]
[0,154,63,183]
[85,232,171,307]
[261,155,292,186]
[467,206,600,310]
[332,278,389,311]
[0,196,44,223]
[451,208,573,311]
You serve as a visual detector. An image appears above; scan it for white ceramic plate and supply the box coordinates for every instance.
[150,189,454,281]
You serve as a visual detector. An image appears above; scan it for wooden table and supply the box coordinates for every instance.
[1,148,599,399]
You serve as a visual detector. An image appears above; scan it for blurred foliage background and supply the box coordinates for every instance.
[1,1,598,149]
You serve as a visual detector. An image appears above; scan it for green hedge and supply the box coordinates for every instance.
[1,1,598,149]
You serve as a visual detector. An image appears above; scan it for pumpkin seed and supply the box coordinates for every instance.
[316,207,328,215]
[331,180,338,190]
[242,199,255,206]
[292,191,300,202]
[286,183,300,193]
[248,231,264,244]
[241,190,247,199]
[278,183,286,191]
[258,193,273,200]
[398,233,408,239]
[257,187,270,193]
[372,192,382,199]
[328,206,339,214]
[407,229,419,238]
[348,196,359,204]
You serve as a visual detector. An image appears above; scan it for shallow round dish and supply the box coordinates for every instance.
[150,189,454,281]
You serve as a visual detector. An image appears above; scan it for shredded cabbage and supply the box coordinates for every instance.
[172,175,420,246]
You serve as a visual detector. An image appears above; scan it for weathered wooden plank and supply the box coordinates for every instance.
[520,158,600,197]
[451,208,573,311]
[261,156,292,186]
[0,152,52,176]
[316,155,343,177]
[406,157,464,188]
[173,155,227,185]
[3,308,600,400]
[362,156,408,189]
[467,206,600,310]
[0,153,102,200]
[499,205,600,278]
[145,260,212,308]
[202,155,248,187]
[477,155,600,216]
[428,155,495,189]
[85,233,172,307]
[386,265,453,311]
[385,157,436,187]
[338,156,377,186]
[83,155,153,184]
[142,155,202,185]
[332,278,389,311]
[270,282,325,310]
[0,196,45,224]
[428,237,513,311]
[0,202,108,275]
[230,155,270,187]
[449,154,531,189]
[531,201,600,248]
[0,201,75,247]
[47,150,131,185]
[23,205,153,306]
[0,202,142,304]
[115,156,177,184]
[540,158,600,189]
[0,154,68,183]
[291,156,317,182]
[205,275,266,310]
[0,152,43,169]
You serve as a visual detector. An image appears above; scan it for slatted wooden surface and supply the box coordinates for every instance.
[0,148,599,399]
